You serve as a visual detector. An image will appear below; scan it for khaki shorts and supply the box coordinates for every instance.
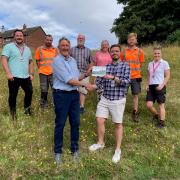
[96,96,126,123]
[78,76,90,95]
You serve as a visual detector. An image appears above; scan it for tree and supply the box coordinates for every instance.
[112,0,180,44]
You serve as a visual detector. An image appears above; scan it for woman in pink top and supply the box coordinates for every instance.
[93,40,112,66]
[88,40,112,100]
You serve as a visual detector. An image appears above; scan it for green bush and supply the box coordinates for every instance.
[167,30,180,44]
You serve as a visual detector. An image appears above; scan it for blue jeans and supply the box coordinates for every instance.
[53,90,80,154]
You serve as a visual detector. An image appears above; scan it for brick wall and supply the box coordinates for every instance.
[26,28,46,51]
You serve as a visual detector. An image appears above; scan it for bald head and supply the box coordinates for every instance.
[77,34,85,47]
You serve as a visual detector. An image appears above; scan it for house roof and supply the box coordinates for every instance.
[0,26,46,38]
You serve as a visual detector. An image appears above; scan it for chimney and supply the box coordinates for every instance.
[1,25,5,33]
[23,24,27,30]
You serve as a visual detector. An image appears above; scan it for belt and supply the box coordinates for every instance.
[53,89,78,93]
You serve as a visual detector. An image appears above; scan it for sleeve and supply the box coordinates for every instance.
[53,60,74,83]
[164,61,170,70]
[29,50,33,61]
[139,49,145,63]
[34,48,40,60]
[1,45,10,58]
[120,63,131,87]
[95,77,103,89]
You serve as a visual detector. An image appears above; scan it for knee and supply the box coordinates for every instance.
[146,101,153,109]
[159,103,165,110]
[96,117,105,126]
[115,123,123,129]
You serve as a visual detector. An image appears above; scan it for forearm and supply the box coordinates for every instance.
[1,57,11,75]
[29,61,34,75]
[162,70,170,86]
[68,79,87,87]
[163,76,170,86]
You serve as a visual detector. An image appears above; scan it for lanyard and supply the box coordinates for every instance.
[15,43,25,60]
[152,61,161,78]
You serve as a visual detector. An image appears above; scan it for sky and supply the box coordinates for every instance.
[0,0,123,49]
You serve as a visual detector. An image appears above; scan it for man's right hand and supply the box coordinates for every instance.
[85,83,96,91]
[7,73,14,81]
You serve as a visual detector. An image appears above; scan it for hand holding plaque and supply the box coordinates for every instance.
[92,66,106,77]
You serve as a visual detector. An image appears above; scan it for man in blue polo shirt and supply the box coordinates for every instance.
[1,29,34,120]
[52,37,89,165]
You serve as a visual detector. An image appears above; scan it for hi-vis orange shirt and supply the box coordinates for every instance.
[35,46,58,75]
[120,47,144,79]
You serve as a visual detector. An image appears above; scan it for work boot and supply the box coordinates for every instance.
[132,110,139,122]
[156,120,165,128]
[80,107,85,114]
[40,92,48,108]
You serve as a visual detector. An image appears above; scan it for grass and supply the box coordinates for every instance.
[0,45,180,180]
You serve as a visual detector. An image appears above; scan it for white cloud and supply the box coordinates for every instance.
[0,0,123,48]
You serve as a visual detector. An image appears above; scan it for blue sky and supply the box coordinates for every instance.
[0,0,123,49]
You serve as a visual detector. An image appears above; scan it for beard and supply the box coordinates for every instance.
[45,43,52,47]
[112,56,119,62]
[16,39,23,45]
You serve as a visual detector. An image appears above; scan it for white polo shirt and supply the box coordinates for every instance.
[148,59,170,85]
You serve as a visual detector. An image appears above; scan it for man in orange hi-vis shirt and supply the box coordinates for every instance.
[35,34,58,108]
[120,33,145,122]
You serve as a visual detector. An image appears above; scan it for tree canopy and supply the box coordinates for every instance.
[111,0,180,44]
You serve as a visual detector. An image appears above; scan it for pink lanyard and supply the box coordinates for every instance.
[15,43,25,60]
[152,61,161,78]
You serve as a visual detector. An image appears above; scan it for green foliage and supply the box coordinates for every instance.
[112,0,180,44]
[167,30,180,44]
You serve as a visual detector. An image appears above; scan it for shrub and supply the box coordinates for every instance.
[167,30,180,45]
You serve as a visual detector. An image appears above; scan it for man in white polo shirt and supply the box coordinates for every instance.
[146,46,170,128]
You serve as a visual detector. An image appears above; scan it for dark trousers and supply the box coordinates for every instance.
[53,90,80,154]
[8,77,33,111]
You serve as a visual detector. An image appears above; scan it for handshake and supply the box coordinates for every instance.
[83,83,96,91]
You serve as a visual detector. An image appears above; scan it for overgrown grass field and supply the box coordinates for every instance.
[0,46,180,179]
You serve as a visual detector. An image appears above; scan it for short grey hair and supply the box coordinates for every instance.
[58,37,70,44]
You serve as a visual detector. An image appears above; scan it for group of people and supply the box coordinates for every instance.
[1,29,170,165]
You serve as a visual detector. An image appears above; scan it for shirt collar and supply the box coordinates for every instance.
[127,46,138,50]
[111,60,120,66]
[42,45,55,50]
[76,45,85,49]
[14,42,25,48]
[153,59,162,63]
[60,54,72,61]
